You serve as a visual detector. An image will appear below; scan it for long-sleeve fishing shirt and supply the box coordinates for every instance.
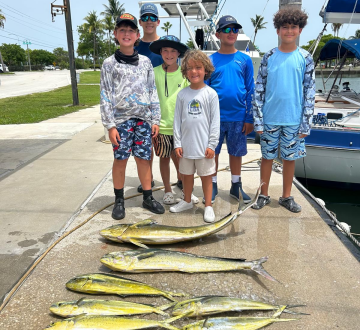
[100,54,160,130]
[252,47,315,135]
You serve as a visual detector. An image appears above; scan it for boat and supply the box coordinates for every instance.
[294,4,360,189]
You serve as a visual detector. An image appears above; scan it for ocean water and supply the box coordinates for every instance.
[315,76,360,93]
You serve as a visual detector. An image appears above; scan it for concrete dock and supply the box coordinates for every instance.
[0,107,359,329]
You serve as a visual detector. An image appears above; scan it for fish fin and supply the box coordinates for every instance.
[136,250,157,260]
[272,305,287,318]
[239,181,263,213]
[165,313,189,323]
[251,257,279,282]
[129,238,149,249]
[129,219,157,228]
[203,317,209,328]
[76,297,86,306]
[158,302,177,311]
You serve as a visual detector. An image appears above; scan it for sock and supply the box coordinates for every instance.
[114,188,124,200]
[212,176,217,183]
[231,175,240,183]
[143,189,152,201]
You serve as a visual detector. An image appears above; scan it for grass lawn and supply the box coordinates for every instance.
[0,85,100,125]
[79,71,101,84]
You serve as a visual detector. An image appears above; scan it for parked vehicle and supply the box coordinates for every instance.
[0,63,9,72]
[44,65,55,70]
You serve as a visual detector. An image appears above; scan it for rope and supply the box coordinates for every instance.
[0,158,260,312]
[203,0,226,50]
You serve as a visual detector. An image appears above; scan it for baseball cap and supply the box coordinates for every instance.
[116,13,138,28]
[140,3,158,17]
[149,35,188,58]
[216,15,242,31]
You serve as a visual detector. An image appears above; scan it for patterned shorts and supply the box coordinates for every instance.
[215,121,247,157]
[260,124,306,161]
[112,118,152,160]
[153,134,174,158]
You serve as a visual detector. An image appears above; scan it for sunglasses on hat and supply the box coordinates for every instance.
[220,27,239,34]
[140,15,158,22]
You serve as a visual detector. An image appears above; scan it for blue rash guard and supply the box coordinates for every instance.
[135,40,163,68]
[207,51,254,123]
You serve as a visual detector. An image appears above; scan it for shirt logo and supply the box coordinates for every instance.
[188,99,202,115]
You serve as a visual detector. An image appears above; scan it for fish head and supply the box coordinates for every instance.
[100,252,135,270]
[173,299,201,316]
[45,318,74,329]
[66,275,92,292]
[181,320,204,330]
[49,301,78,317]
[100,224,129,242]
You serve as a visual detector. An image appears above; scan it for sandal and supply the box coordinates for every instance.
[163,192,175,205]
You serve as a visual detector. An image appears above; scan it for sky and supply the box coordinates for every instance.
[0,0,359,56]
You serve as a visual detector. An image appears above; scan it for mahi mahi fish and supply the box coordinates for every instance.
[50,298,175,317]
[100,249,278,282]
[171,296,306,317]
[100,184,261,249]
[45,314,182,330]
[65,273,186,302]
[181,306,297,330]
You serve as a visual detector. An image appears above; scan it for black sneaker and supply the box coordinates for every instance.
[112,198,125,220]
[176,180,183,190]
[279,196,301,213]
[143,195,165,214]
[137,181,155,193]
[251,194,271,210]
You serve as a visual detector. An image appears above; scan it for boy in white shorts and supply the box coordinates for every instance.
[170,50,220,222]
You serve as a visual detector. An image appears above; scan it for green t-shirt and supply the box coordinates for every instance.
[154,65,189,135]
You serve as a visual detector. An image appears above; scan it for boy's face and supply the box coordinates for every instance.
[139,15,160,35]
[215,24,238,46]
[160,47,180,67]
[277,23,302,45]
[186,59,206,85]
[114,24,140,48]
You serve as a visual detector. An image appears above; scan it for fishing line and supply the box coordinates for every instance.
[0,158,261,313]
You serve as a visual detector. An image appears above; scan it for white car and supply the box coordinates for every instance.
[44,65,55,70]
[0,63,9,72]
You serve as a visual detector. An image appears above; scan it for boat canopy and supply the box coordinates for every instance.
[320,0,360,23]
[319,38,360,60]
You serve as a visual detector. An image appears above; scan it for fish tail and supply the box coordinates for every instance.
[160,315,184,330]
[284,304,310,315]
[239,181,263,213]
[251,256,279,282]
[158,302,177,311]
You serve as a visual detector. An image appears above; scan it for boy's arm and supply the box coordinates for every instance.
[299,54,316,136]
[244,56,255,124]
[100,64,116,130]
[207,93,220,151]
[147,62,161,128]
[173,95,183,150]
[252,54,269,132]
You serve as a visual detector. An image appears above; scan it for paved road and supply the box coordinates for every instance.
[0,70,73,99]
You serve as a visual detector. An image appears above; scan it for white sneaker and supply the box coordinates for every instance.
[204,206,215,223]
[169,200,193,213]
[180,190,199,204]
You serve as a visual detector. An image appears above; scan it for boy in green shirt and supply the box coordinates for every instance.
[150,36,198,205]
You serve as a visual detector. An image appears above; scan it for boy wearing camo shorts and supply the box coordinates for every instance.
[100,13,164,220]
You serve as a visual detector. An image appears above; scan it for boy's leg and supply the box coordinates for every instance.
[282,159,295,198]
[112,158,129,189]
[260,158,273,196]
[198,158,216,222]
[182,174,194,203]
[170,150,182,187]
[201,175,213,207]
[159,157,172,193]
[135,157,152,191]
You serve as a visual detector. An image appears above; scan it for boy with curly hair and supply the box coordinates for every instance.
[252,8,315,212]
[171,50,220,223]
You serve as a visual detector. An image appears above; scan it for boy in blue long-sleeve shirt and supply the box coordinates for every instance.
[207,15,255,204]
[252,8,315,213]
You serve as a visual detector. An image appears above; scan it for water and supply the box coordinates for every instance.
[315,76,360,92]
[298,77,360,249]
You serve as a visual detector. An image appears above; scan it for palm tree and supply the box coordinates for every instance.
[161,22,172,36]
[350,29,360,39]
[101,0,125,22]
[103,15,114,55]
[250,15,267,45]
[0,9,6,28]
[331,23,342,37]
[84,11,104,70]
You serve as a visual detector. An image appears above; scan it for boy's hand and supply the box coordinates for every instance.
[109,127,120,146]
[152,125,159,138]
[175,147,183,158]
[205,148,215,159]
[242,123,254,135]
[298,133,307,139]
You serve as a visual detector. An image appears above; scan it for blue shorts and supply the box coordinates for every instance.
[260,124,306,160]
[112,118,152,160]
[215,121,247,157]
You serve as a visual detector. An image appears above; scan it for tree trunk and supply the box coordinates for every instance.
[93,32,96,71]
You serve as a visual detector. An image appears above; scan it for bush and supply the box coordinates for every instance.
[8,65,44,71]
[59,61,70,70]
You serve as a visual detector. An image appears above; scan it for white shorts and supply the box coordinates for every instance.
[179,157,216,176]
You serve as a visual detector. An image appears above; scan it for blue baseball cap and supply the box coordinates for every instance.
[140,3,158,17]
[216,15,242,31]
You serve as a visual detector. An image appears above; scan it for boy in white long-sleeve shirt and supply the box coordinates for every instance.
[170,50,220,223]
